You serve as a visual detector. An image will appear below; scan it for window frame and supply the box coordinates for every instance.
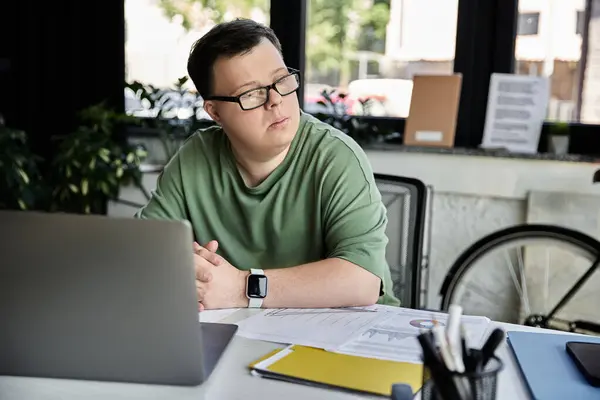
[576,10,585,36]
[517,12,540,36]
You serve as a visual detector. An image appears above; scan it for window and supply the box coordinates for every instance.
[517,12,539,36]
[514,1,598,124]
[124,0,270,119]
[304,0,459,118]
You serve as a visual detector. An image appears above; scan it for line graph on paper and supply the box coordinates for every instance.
[361,328,413,342]
[333,309,492,363]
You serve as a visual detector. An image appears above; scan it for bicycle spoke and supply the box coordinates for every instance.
[463,281,506,305]
[503,251,529,315]
[516,246,532,316]
[544,247,550,312]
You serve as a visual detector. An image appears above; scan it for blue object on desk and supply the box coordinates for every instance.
[391,383,414,400]
[507,331,600,399]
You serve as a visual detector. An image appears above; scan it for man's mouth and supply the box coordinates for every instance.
[269,117,289,128]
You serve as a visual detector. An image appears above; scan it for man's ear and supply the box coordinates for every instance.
[204,101,221,124]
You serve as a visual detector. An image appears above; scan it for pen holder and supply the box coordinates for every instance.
[420,354,503,400]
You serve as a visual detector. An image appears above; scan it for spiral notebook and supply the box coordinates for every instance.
[249,344,423,397]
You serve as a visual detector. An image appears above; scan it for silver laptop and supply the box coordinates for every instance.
[0,210,237,386]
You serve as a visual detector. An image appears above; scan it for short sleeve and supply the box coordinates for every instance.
[320,140,392,300]
[135,152,188,221]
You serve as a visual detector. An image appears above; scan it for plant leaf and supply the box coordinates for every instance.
[17,168,29,184]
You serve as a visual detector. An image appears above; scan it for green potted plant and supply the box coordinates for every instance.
[0,115,46,211]
[547,121,570,155]
[49,103,148,214]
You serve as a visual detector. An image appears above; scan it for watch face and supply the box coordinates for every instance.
[247,274,268,298]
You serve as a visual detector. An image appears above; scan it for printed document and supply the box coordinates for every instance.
[332,308,491,364]
[480,73,550,153]
[235,307,391,348]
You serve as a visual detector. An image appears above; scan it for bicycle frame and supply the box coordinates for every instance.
[524,256,600,335]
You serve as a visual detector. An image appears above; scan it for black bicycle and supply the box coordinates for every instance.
[439,224,600,335]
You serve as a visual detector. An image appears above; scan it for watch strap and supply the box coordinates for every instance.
[248,297,263,308]
[250,268,264,275]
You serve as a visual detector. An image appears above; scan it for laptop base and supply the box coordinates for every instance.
[200,322,238,379]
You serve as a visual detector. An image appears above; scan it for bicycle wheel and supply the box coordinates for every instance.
[439,224,600,328]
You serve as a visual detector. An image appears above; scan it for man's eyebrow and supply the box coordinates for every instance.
[271,67,287,76]
[231,67,289,95]
[231,80,260,95]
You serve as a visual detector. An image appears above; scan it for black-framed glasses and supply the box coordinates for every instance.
[205,69,300,111]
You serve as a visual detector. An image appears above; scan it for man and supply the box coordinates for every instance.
[136,18,400,310]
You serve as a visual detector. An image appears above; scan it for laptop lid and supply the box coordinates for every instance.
[0,211,206,386]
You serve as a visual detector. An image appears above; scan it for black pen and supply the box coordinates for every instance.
[479,328,506,370]
[417,333,465,400]
[460,325,469,364]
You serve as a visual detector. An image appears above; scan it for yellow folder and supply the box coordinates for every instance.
[249,345,423,397]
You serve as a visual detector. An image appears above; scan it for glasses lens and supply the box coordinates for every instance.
[275,74,300,96]
[240,88,268,110]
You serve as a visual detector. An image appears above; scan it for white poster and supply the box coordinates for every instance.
[480,73,550,154]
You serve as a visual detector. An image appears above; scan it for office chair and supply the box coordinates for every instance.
[374,173,432,309]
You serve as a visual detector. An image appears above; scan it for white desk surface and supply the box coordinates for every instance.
[0,308,572,400]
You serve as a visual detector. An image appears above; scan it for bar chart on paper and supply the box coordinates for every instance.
[333,309,492,363]
[235,307,391,348]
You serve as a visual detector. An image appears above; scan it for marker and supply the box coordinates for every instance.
[446,304,465,373]
[479,328,506,370]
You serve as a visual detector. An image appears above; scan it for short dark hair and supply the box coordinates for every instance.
[187,18,283,98]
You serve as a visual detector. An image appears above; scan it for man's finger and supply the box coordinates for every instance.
[194,254,213,282]
[196,280,207,301]
[198,303,205,312]
[196,284,206,302]
[204,240,219,253]
[195,247,223,266]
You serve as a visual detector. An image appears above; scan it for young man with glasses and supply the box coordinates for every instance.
[136,18,399,310]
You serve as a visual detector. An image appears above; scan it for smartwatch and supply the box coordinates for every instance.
[246,268,268,308]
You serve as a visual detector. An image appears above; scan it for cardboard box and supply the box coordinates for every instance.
[403,74,463,148]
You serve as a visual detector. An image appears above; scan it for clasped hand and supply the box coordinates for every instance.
[194,240,247,310]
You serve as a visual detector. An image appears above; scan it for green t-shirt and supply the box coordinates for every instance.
[135,112,400,306]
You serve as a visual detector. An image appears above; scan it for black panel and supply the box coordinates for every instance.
[453,0,518,148]
[270,0,307,107]
[0,2,125,160]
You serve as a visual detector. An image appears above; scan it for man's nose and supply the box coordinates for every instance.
[266,87,283,108]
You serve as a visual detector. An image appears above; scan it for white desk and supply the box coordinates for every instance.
[0,309,567,400]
